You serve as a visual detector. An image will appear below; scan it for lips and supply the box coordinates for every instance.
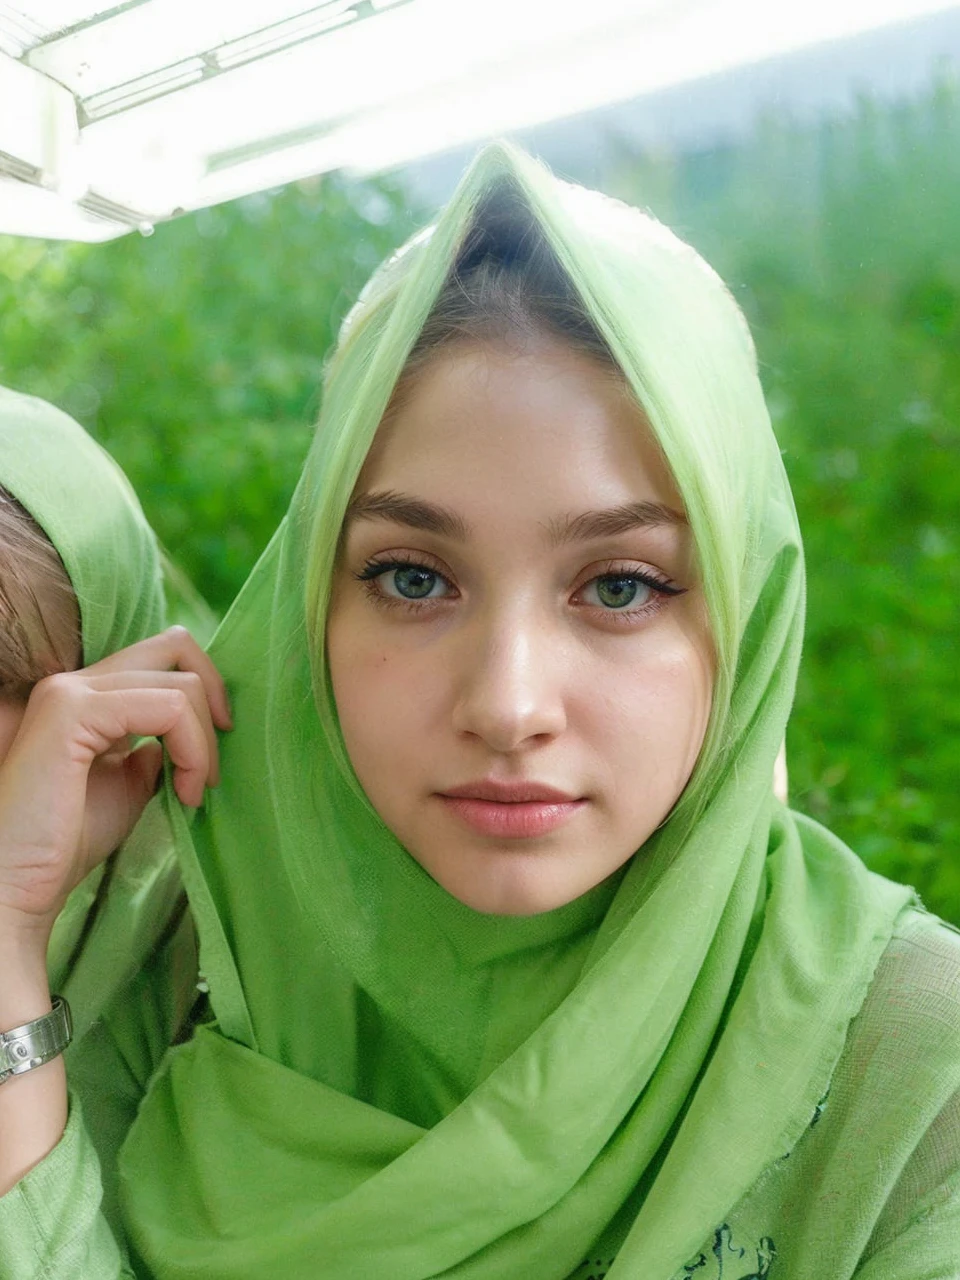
[439,779,580,804]
[437,779,585,838]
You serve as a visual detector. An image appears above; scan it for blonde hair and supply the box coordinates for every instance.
[0,487,81,697]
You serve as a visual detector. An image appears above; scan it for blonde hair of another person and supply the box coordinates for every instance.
[0,487,80,697]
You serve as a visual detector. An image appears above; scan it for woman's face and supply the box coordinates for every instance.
[327,339,713,915]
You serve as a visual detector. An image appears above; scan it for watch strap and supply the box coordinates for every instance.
[0,996,73,1084]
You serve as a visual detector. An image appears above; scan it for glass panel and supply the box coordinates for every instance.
[0,2,134,55]
[25,0,367,96]
[3,0,959,235]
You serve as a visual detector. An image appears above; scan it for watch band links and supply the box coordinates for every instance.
[0,996,73,1084]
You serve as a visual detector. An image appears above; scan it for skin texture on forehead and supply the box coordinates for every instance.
[327,338,714,916]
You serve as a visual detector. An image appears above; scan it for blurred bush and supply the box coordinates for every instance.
[606,79,960,923]
[0,175,423,612]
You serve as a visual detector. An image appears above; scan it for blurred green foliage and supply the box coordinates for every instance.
[606,80,960,923]
[0,175,422,611]
[0,82,956,922]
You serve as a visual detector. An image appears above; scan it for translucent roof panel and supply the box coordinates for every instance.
[0,0,957,240]
[0,0,123,56]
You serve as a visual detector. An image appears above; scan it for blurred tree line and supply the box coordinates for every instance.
[0,80,957,922]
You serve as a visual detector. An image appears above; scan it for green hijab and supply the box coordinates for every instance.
[119,145,914,1278]
[0,385,173,1000]
[0,385,164,668]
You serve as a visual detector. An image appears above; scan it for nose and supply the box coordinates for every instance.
[450,608,567,753]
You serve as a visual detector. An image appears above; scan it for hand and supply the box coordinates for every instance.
[0,627,231,938]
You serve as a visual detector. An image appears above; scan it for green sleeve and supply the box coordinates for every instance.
[854,1090,960,1280]
[0,822,200,1278]
[0,1094,135,1280]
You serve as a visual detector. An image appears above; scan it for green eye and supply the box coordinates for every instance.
[593,575,648,609]
[390,566,439,599]
[355,557,454,604]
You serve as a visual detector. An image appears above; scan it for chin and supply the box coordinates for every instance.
[430,855,595,917]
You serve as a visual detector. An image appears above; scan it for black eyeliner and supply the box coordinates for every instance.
[602,570,687,598]
[354,555,432,582]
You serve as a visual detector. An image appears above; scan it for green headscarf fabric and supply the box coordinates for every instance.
[117,144,914,1278]
[0,385,164,669]
[0,384,170,998]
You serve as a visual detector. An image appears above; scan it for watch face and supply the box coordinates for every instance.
[3,1039,36,1070]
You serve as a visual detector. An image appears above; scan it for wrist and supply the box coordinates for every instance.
[0,920,52,1028]
[0,901,53,952]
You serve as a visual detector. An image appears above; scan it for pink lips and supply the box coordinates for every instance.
[437,779,585,839]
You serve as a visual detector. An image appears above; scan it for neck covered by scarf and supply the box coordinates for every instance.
[115,145,913,1279]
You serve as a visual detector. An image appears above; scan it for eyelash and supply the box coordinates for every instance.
[354,555,686,624]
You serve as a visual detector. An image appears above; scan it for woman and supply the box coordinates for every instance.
[0,386,226,1219]
[2,144,958,1278]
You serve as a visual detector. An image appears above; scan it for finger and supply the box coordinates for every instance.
[80,742,164,873]
[2,683,210,879]
[81,671,220,787]
[87,627,232,730]
[109,686,210,809]
[125,739,164,809]
[38,681,211,804]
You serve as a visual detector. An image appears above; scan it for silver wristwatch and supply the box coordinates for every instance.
[0,996,73,1084]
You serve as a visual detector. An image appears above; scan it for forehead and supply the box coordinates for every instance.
[358,341,683,516]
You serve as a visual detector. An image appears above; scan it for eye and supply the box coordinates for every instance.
[355,557,455,603]
[385,565,445,600]
[584,574,653,610]
[574,566,686,618]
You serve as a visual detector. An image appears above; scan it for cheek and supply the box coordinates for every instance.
[665,645,714,768]
[650,607,715,753]
[578,631,713,782]
[327,609,440,773]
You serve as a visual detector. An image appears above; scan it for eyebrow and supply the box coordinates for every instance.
[344,490,686,545]
[344,490,469,540]
[546,501,687,546]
